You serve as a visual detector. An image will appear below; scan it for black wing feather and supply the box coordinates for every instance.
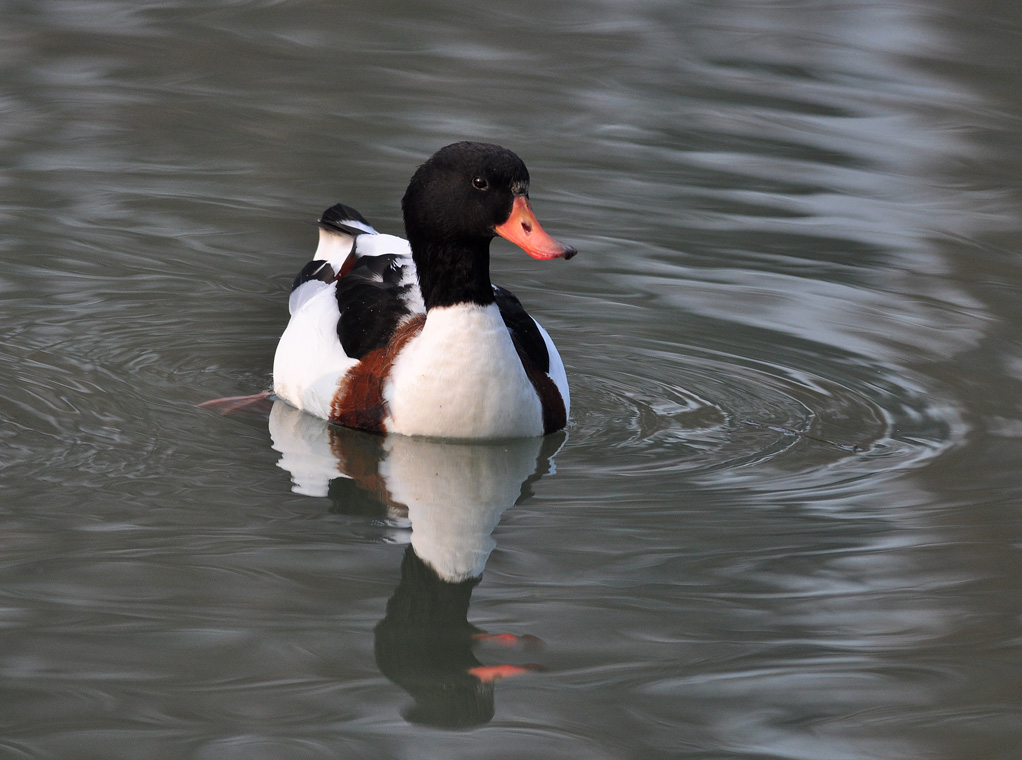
[318,202,374,236]
[493,285,550,373]
[291,259,335,292]
[335,254,413,359]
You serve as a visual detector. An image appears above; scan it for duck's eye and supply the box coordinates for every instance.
[472,176,489,190]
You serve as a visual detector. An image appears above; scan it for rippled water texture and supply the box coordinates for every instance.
[3,1,1021,758]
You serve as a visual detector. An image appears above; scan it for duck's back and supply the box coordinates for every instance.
[272,223,421,422]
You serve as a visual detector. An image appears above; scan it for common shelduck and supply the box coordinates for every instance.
[272,142,577,439]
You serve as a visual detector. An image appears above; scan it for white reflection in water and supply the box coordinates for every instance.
[268,399,561,726]
[269,400,560,580]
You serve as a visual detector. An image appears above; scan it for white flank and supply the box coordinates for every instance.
[385,303,544,438]
[288,275,331,315]
[273,282,356,420]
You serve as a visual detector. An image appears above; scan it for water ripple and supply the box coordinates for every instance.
[565,332,956,488]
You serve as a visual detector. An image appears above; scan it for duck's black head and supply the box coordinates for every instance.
[402,142,576,310]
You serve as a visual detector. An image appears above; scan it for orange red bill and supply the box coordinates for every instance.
[495,196,578,260]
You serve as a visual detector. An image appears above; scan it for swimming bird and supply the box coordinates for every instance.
[272,141,576,439]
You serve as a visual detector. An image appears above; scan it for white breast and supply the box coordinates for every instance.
[384,303,544,439]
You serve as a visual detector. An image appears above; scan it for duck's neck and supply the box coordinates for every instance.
[413,239,495,311]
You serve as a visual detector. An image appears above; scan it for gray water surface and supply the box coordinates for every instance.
[3,1,1021,758]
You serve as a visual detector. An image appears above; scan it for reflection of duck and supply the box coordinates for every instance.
[268,400,562,727]
[273,142,576,439]
[375,546,543,728]
[269,401,560,578]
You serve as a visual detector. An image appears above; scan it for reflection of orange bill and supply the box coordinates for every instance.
[468,663,546,683]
